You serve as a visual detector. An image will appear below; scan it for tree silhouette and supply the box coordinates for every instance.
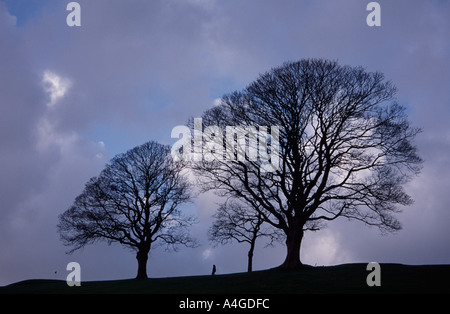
[190,59,422,269]
[208,200,283,272]
[58,141,196,279]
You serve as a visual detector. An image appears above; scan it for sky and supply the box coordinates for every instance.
[0,0,449,286]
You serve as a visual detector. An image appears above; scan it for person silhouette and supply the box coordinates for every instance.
[212,264,216,276]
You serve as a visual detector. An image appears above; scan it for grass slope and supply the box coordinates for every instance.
[1,263,450,294]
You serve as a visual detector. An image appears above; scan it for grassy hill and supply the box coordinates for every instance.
[1,263,450,294]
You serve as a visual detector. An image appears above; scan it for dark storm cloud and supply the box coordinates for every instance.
[0,0,449,285]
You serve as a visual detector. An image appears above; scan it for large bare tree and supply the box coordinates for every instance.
[187,59,422,269]
[58,141,196,279]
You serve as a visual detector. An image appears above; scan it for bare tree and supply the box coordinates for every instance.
[58,141,197,279]
[188,59,422,269]
[208,200,283,272]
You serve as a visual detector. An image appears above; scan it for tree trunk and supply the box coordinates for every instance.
[136,247,149,279]
[280,227,304,269]
[247,242,255,273]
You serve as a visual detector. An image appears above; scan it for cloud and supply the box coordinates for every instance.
[42,71,71,108]
[302,229,353,266]
[202,248,213,260]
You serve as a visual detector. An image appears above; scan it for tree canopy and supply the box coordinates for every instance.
[58,141,196,278]
[190,58,422,268]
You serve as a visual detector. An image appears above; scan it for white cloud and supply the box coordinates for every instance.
[37,70,80,154]
[95,141,106,159]
[36,116,78,153]
[202,248,213,260]
[42,71,71,108]
[303,229,353,266]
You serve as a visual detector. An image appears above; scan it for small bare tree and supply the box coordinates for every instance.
[208,200,283,272]
[58,141,197,279]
